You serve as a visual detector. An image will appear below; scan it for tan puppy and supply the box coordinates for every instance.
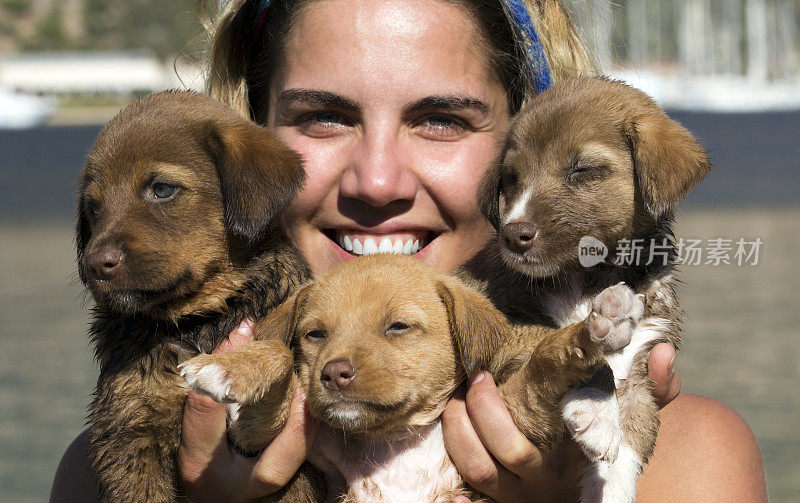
[471,77,711,502]
[182,254,644,502]
[78,91,320,502]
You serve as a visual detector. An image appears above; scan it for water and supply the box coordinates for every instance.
[1,114,798,501]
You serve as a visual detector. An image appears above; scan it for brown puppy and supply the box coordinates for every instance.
[471,77,711,502]
[181,254,644,502]
[78,90,320,502]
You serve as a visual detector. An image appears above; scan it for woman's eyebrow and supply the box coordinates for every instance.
[402,96,490,117]
[277,89,359,111]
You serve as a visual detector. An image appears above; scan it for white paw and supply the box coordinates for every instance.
[589,283,644,351]
[561,387,622,462]
[179,360,235,403]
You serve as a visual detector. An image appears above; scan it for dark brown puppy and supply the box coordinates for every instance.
[78,90,320,502]
[471,77,711,502]
[181,254,643,502]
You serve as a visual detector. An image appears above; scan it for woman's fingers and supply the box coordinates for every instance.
[442,388,505,492]
[248,390,318,496]
[177,318,259,501]
[648,342,681,408]
[177,391,230,493]
[215,317,256,354]
[464,372,544,477]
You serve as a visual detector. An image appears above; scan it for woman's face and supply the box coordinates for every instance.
[267,0,510,275]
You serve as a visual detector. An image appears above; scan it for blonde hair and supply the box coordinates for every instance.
[198,0,594,119]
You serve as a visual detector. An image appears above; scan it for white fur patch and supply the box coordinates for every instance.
[503,185,536,224]
[605,318,669,382]
[310,421,463,502]
[581,442,641,503]
[561,387,622,462]
[179,362,233,403]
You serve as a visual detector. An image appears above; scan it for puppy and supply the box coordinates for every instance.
[181,254,644,502]
[471,77,711,502]
[77,90,320,502]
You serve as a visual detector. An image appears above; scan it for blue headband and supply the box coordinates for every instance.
[502,0,552,94]
[253,0,271,41]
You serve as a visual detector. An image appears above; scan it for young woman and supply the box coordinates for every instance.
[51,1,767,501]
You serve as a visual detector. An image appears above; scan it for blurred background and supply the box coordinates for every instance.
[1,0,798,501]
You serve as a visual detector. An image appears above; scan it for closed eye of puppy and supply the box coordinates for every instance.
[473,76,711,502]
[78,90,321,502]
[182,253,644,503]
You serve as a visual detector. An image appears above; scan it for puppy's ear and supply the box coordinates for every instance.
[477,165,501,230]
[436,278,506,377]
[206,120,305,246]
[626,109,711,219]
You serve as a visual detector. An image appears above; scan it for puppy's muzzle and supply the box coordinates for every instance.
[321,359,356,392]
[502,221,540,254]
[86,244,124,281]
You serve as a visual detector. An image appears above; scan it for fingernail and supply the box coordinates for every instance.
[470,371,485,385]
[236,317,255,336]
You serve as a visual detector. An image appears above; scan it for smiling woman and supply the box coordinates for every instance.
[50,0,766,502]
[266,0,510,274]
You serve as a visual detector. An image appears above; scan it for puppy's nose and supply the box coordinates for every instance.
[86,245,123,280]
[321,359,356,392]
[502,221,539,254]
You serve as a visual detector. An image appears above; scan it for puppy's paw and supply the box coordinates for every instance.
[561,386,622,462]
[589,283,644,351]
[179,355,236,403]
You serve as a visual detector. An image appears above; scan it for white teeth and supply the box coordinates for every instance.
[364,238,379,255]
[379,237,393,253]
[338,234,424,256]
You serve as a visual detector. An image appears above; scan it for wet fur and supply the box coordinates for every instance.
[470,77,711,502]
[78,91,321,502]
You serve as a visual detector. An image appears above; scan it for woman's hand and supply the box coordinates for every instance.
[177,319,318,503]
[442,342,680,503]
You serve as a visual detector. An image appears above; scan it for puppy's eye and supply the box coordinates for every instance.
[151,182,177,199]
[499,170,518,193]
[85,200,100,220]
[305,330,326,341]
[386,322,411,337]
[567,163,606,184]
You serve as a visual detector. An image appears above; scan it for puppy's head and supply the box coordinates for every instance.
[480,77,711,278]
[77,90,304,317]
[277,254,504,436]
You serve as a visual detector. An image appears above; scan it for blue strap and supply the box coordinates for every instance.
[503,0,552,94]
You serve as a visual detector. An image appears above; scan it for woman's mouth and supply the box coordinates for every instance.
[328,230,434,256]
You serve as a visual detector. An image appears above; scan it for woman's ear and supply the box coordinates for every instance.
[436,278,506,377]
[205,119,305,246]
[625,108,712,219]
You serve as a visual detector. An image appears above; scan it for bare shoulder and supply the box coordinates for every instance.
[50,429,101,503]
[637,393,767,502]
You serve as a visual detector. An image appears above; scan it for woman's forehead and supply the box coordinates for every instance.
[278,0,502,104]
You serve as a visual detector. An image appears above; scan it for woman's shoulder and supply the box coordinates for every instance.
[637,393,767,502]
[50,429,100,503]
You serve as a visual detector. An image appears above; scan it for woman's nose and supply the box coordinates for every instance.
[339,132,418,208]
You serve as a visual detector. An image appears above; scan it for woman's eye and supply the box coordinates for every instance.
[415,115,469,140]
[386,322,411,336]
[151,182,177,199]
[297,111,352,136]
[305,330,326,341]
